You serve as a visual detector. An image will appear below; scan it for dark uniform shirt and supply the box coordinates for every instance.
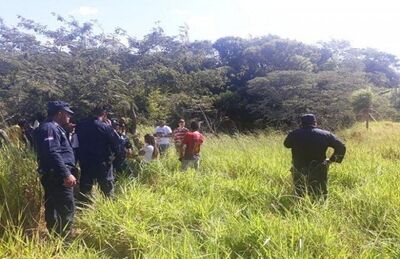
[76,118,121,176]
[34,120,75,178]
[284,126,346,169]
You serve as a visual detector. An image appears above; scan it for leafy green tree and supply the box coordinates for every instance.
[351,88,375,129]
[0,15,399,130]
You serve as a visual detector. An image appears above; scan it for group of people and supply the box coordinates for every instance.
[4,100,347,237]
[153,119,205,170]
[33,101,205,236]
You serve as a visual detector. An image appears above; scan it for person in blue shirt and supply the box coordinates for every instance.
[76,107,121,202]
[284,114,346,198]
[34,101,77,236]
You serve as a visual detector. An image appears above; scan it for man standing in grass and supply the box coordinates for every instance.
[284,114,346,198]
[180,121,205,171]
[34,101,77,236]
[173,119,189,153]
[154,120,172,156]
[76,107,121,202]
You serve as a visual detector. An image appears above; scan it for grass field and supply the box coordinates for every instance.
[0,121,399,258]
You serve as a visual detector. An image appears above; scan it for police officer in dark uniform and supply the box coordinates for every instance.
[34,101,77,236]
[284,114,346,198]
[76,107,121,202]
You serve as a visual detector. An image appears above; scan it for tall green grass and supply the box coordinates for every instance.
[0,146,42,231]
[0,121,399,258]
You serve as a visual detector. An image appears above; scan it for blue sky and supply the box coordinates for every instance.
[1,0,400,58]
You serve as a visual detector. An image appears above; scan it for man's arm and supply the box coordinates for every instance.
[283,131,293,148]
[179,134,189,160]
[41,126,71,178]
[106,125,122,159]
[328,134,346,163]
[166,126,173,138]
[173,128,178,141]
[179,144,186,160]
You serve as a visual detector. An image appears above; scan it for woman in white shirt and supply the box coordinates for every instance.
[140,134,159,163]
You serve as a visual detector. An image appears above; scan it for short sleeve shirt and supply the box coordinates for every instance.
[155,126,172,145]
[182,131,204,159]
[142,144,154,163]
[173,127,189,144]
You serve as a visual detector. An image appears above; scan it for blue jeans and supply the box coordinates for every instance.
[159,144,170,156]
[181,156,200,171]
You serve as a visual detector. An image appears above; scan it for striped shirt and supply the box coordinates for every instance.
[173,127,189,143]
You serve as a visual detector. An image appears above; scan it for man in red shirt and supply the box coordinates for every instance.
[180,121,205,171]
[173,119,189,153]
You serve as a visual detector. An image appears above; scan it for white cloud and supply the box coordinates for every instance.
[70,6,99,17]
[172,9,219,41]
[171,0,400,56]
[172,8,190,17]
[230,0,400,56]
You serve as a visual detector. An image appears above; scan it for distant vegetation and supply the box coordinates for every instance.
[1,15,400,130]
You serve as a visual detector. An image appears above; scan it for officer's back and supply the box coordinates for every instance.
[284,115,345,169]
[76,118,118,167]
[75,108,121,200]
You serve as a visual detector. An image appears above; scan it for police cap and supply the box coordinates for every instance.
[48,101,74,115]
[301,114,316,126]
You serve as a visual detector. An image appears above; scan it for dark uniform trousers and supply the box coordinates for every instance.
[292,161,329,198]
[78,165,114,203]
[40,173,75,236]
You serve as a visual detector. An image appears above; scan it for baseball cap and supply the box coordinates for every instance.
[47,101,74,115]
[301,114,316,126]
[92,105,113,116]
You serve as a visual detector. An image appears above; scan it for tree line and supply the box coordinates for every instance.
[1,15,399,131]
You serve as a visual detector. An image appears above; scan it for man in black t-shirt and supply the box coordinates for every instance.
[284,114,346,198]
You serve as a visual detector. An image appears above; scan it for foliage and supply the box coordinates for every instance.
[351,88,374,113]
[0,146,42,231]
[0,16,400,129]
